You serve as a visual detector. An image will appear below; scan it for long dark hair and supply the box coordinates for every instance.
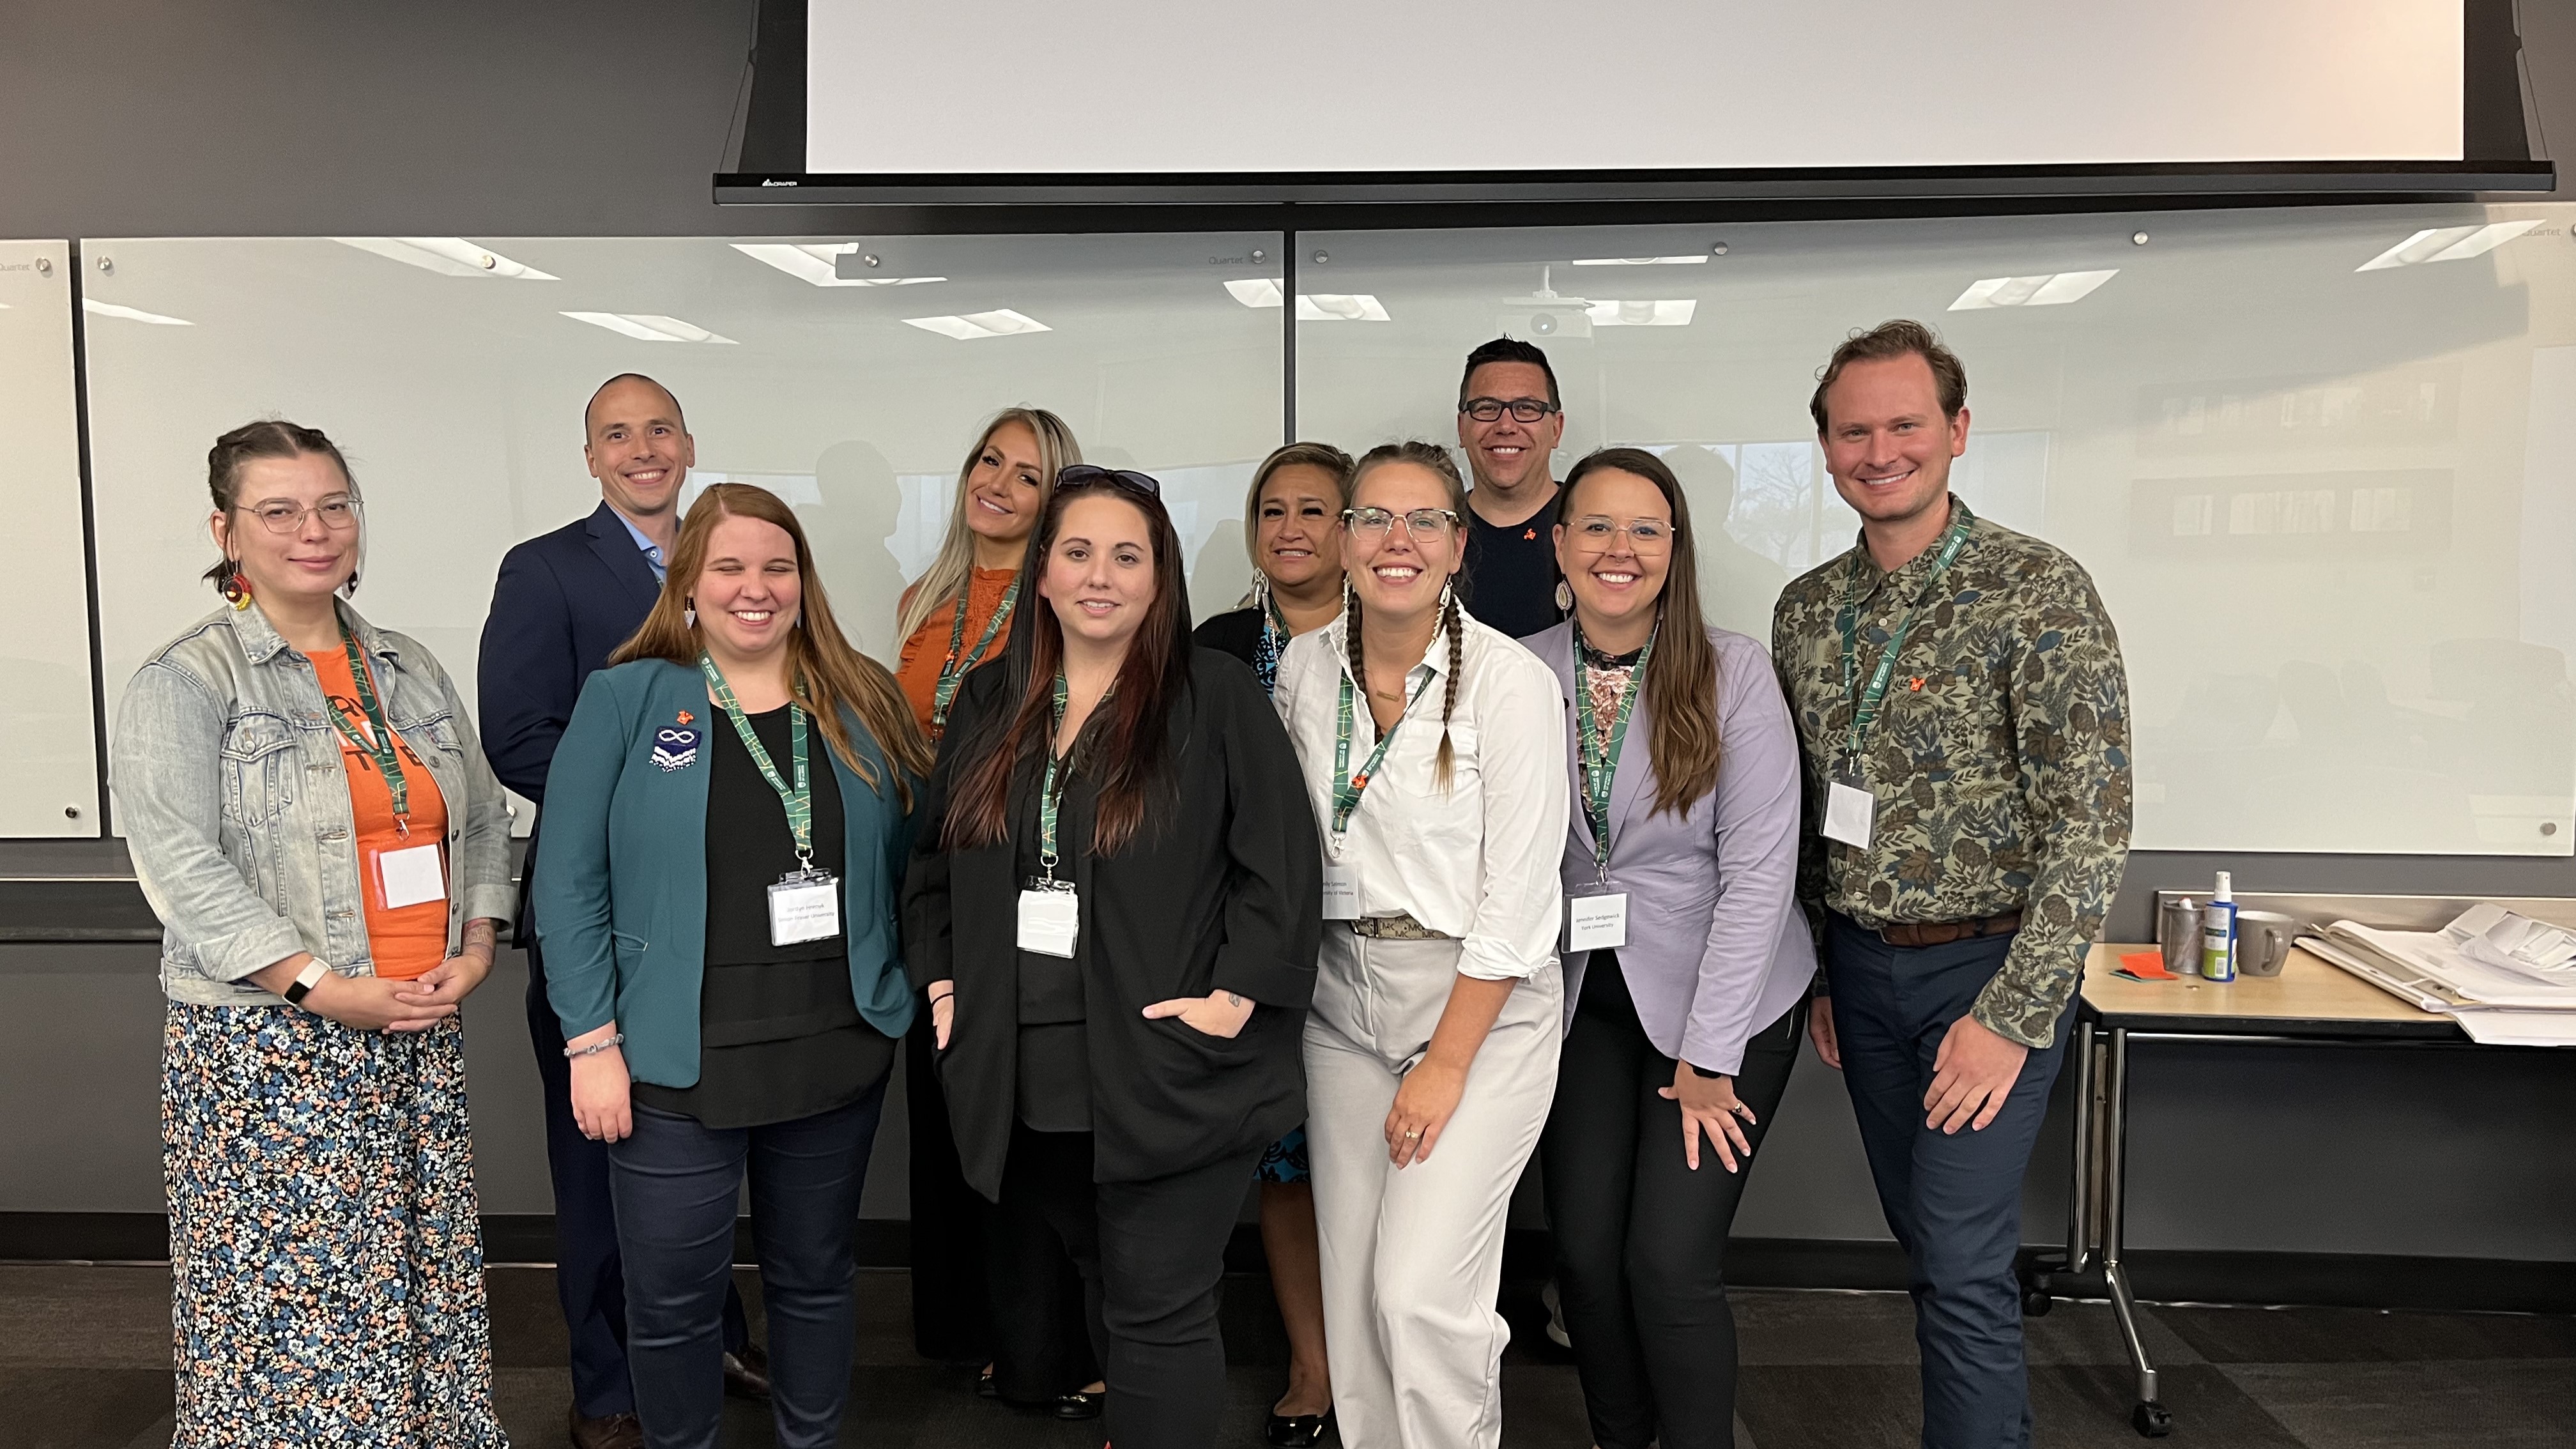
[1344,441,1471,790]
[940,475,1192,855]
[611,484,931,804]
[1558,448,1721,816]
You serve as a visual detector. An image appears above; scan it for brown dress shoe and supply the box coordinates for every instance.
[569,1407,644,1449]
[723,1342,772,1399]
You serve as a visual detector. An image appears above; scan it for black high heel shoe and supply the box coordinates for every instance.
[1264,1407,1334,1446]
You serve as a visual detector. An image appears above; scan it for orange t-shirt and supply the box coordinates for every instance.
[310,648,451,980]
[894,565,1021,737]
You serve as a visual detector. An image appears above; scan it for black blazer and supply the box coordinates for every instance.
[477,502,665,940]
[902,648,1322,1197]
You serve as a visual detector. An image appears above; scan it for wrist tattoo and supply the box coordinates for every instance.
[1224,992,1245,1008]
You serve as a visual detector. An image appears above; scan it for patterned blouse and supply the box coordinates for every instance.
[1769,502,2132,1050]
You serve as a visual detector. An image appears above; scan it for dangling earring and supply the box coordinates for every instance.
[222,564,252,610]
[1553,579,1573,614]
[684,597,696,629]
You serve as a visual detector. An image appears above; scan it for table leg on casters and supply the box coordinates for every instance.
[2102,1027,2170,1438]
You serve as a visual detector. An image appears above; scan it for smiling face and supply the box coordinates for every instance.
[585,376,694,521]
[1344,461,1463,623]
[691,512,803,665]
[1254,463,1346,592]
[211,452,361,608]
[1039,493,1157,654]
[1455,359,1565,493]
[1819,353,1969,535]
[1554,467,1673,634]
[962,419,1048,549]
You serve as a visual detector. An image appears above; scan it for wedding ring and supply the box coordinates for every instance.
[1403,1128,1422,1138]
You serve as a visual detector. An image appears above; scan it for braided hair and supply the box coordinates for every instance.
[1345,441,1473,790]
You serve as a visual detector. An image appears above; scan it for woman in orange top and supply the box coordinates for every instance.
[889,406,1103,1411]
[893,408,1083,742]
[310,647,453,977]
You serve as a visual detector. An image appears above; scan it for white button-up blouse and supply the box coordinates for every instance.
[1273,611,1570,982]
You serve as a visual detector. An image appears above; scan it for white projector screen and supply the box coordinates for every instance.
[806,0,2464,175]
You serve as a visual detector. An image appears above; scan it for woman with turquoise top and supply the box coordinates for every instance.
[536,482,933,1449]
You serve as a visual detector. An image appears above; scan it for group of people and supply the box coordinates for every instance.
[114,319,2133,1449]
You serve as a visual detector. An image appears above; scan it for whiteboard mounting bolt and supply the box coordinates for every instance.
[96,256,114,275]
[35,256,51,275]
[1250,248,1266,263]
[64,806,80,819]
[1312,249,1329,264]
[861,254,882,268]
[2132,231,2150,245]
[1711,241,1729,256]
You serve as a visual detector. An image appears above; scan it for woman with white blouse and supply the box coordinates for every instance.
[1273,440,1569,1449]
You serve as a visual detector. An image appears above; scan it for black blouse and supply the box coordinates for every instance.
[1014,759,1091,1133]
[633,702,897,1130]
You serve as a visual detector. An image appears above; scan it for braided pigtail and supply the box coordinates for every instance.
[1344,580,1368,735]
[1433,583,1463,792]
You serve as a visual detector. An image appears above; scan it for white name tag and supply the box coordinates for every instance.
[1823,776,1876,848]
[768,870,841,946]
[1321,860,1360,921]
[376,841,447,910]
[1567,892,1629,951]
[1018,886,1080,957]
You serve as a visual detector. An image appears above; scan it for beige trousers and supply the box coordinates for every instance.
[1303,930,1563,1449]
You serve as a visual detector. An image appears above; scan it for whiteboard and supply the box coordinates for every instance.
[809,0,2462,174]
[0,241,103,837]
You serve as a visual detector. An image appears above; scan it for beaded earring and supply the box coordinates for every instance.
[221,564,252,611]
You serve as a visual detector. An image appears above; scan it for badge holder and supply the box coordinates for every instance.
[1321,846,1360,921]
[1824,767,1876,849]
[1018,864,1080,957]
[769,851,841,946]
[1565,886,1629,951]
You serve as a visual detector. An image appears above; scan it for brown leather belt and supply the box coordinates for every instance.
[1879,910,2021,948]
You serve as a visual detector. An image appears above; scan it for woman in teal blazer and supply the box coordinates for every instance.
[535,484,933,1449]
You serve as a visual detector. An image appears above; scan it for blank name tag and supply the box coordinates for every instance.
[768,871,841,946]
[1321,861,1360,921]
[376,842,447,910]
[1823,776,1876,848]
[1018,887,1080,958]
[1567,892,1629,951]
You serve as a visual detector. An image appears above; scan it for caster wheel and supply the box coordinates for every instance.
[2133,1400,2173,1438]
[2021,1287,2053,1318]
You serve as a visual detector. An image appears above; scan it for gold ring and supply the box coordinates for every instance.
[1403,1128,1422,1138]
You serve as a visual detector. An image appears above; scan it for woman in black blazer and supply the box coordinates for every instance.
[905,465,1322,1449]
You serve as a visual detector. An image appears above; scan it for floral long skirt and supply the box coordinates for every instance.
[163,1002,506,1448]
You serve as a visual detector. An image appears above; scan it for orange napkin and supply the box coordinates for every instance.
[2117,950,2181,981]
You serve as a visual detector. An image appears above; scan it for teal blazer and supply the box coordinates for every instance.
[533,657,918,1088]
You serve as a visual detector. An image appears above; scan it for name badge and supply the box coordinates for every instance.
[1321,860,1360,921]
[376,841,447,910]
[1823,774,1876,849]
[768,869,841,946]
[1567,891,1629,951]
[1018,884,1080,958]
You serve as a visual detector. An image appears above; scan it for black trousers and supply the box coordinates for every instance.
[1539,957,1803,1449]
[525,940,747,1417]
[995,1122,1261,1449]
[904,1011,997,1362]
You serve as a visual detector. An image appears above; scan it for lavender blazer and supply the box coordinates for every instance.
[1528,622,1816,1075]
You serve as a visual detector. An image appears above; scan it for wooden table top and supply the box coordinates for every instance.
[2080,942,2462,1038]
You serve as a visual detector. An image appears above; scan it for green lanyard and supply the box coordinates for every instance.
[1038,672,1074,880]
[1331,666,1437,835]
[931,577,1018,736]
[1835,501,1976,770]
[1574,622,1655,883]
[699,653,815,864]
[323,622,413,834]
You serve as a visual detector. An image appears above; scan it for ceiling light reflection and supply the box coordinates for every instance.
[2354,220,2544,272]
[730,243,945,288]
[903,309,1051,340]
[83,299,193,326]
[561,312,737,343]
[1947,270,2118,310]
[332,238,558,280]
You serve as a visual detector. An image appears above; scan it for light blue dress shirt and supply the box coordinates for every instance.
[612,508,667,581]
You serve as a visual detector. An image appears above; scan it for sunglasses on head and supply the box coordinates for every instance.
[1055,464,1162,498]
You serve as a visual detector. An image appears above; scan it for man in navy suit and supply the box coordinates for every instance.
[480,374,767,1449]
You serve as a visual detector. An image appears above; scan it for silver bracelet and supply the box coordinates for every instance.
[564,1032,624,1059]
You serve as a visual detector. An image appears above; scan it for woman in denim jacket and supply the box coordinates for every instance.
[112,421,516,1448]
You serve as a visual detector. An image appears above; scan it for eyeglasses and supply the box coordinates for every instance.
[1459,397,1560,424]
[1567,516,1673,553]
[1055,464,1162,498]
[1343,506,1462,540]
[240,495,362,533]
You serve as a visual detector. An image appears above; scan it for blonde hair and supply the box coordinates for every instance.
[893,408,1082,643]
[613,484,931,803]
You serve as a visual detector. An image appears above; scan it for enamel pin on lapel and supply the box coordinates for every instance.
[652,724,700,772]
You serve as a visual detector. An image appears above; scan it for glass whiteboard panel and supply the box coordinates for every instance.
[1294,204,2576,855]
[80,233,1286,833]
[0,240,102,837]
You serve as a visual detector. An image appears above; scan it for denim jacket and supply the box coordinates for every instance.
[113,599,517,1006]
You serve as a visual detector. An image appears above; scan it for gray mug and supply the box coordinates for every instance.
[2234,910,2296,977]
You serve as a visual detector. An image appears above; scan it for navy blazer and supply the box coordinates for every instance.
[1528,621,1816,1075]
[479,502,664,938]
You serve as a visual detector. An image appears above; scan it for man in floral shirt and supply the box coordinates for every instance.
[1772,320,2131,1449]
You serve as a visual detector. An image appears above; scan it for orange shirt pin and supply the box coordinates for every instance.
[677,710,695,724]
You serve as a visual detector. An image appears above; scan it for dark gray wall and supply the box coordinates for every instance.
[4,1,2575,1268]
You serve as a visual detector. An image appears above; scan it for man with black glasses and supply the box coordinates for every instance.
[1454,337,1572,639]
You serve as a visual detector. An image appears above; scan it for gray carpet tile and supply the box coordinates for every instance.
[0,1268,168,1371]
[0,1367,171,1449]
[2219,1359,2576,1448]
[1735,1362,2305,1449]
[2160,1301,2576,1365]
[1728,1289,2205,1368]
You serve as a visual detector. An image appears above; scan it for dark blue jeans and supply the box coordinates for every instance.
[526,945,747,1417]
[1822,914,2074,1449]
[607,1080,890,1449]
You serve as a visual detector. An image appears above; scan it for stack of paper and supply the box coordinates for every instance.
[2299,908,2576,1046]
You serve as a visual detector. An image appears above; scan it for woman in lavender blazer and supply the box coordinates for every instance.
[1525,448,1815,1449]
